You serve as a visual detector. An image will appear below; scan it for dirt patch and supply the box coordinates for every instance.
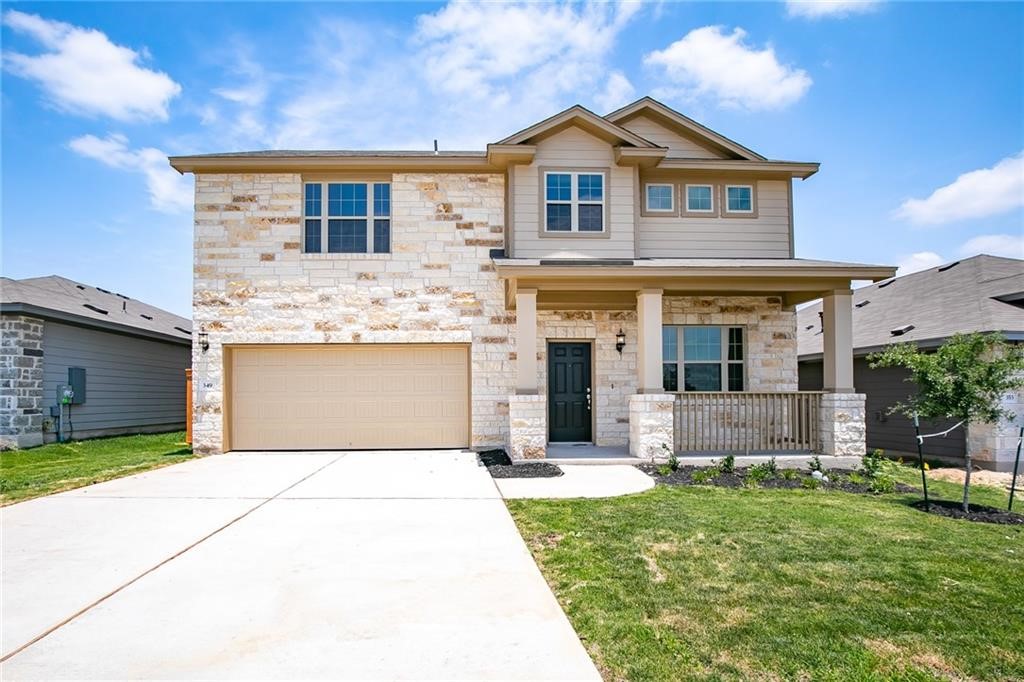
[912,499,1024,525]
[639,464,915,494]
[928,467,1017,491]
[478,449,563,478]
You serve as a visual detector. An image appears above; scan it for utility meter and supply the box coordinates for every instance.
[58,385,74,405]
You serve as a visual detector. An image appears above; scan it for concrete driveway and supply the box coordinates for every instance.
[1,451,599,680]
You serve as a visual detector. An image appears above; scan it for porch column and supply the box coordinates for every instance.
[636,288,664,392]
[821,289,855,392]
[515,288,538,394]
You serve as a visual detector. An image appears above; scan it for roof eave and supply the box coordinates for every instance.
[0,303,192,345]
[655,158,820,178]
[168,154,500,174]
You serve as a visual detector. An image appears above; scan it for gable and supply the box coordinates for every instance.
[497,105,659,149]
[617,114,727,160]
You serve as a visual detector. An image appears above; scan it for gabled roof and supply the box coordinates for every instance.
[606,96,765,161]
[797,255,1024,359]
[1,275,192,345]
[496,104,662,148]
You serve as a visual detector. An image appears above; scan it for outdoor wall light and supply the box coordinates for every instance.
[615,328,626,355]
[198,327,209,353]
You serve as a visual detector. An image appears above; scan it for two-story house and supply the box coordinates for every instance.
[170,97,895,460]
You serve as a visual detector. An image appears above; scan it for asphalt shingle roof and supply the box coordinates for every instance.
[797,254,1024,359]
[1,275,191,345]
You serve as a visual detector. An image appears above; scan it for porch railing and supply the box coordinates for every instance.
[674,391,824,454]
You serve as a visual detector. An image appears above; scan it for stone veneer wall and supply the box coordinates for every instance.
[191,172,514,454]
[965,383,1024,472]
[629,393,675,459]
[0,315,45,449]
[508,394,546,459]
[819,392,867,457]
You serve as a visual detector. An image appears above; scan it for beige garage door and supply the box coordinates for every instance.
[229,344,470,450]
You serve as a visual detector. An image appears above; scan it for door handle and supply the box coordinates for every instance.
[586,387,592,411]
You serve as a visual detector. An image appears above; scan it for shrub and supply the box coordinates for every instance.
[766,457,778,475]
[870,474,896,494]
[691,467,719,484]
[780,469,799,481]
[809,456,823,473]
[801,477,820,490]
[669,453,680,472]
[861,449,886,478]
[657,464,673,477]
[847,471,866,485]
[719,454,736,474]
[746,462,776,486]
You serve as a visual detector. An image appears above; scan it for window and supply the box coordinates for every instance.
[544,171,605,233]
[645,184,674,212]
[685,184,714,213]
[662,326,745,392]
[725,185,753,213]
[303,181,390,253]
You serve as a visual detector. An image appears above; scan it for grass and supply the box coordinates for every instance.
[1,431,193,505]
[508,466,1023,681]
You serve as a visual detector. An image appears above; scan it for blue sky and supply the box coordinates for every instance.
[2,1,1022,317]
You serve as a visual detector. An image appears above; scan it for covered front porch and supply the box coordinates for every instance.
[495,258,895,462]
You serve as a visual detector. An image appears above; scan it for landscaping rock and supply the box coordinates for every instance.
[477,449,563,478]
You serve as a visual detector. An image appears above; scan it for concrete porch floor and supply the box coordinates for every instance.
[543,443,638,465]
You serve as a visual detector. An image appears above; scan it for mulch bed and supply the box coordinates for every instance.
[639,464,916,494]
[477,449,564,479]
[912,499,1024,525]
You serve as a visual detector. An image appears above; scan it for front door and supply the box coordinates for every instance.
[548,342,592,442]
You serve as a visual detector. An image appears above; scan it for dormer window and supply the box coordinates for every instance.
[544,170,606,233]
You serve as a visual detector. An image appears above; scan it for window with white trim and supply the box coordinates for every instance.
[724,185,753,213]
[645,183,674,212]
[303,181,391,254]
[685,184,714,213]
[662,325,745,392]
[544,171,604,232]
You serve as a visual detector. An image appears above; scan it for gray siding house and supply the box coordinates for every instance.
[798,255,1024,471]
[1,276,192,448]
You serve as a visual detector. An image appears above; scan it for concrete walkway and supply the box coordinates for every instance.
[1,451,599,680]
[496,464,655,499]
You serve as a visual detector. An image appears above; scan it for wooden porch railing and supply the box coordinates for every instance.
[674,391,824,454]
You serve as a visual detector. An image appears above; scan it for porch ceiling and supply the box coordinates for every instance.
[495,258,897,309]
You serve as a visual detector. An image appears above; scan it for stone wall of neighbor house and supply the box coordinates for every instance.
[0,315,45,449]
[965,384,1024,472]
[190,172,513,454]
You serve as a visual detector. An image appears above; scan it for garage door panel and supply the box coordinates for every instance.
[230,344,469,450]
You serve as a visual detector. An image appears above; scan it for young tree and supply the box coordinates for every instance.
[868,332,1024,512]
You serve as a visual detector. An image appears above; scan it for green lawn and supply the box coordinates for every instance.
[1,431,193,505]
[508,468,1023,681]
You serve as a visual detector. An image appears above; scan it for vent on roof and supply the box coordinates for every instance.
[116,293,130,300]
[890,324,915,337]
[877,279,895,288]
[83,304,108,315]
[993,291,1024,310]
[855,300,870,308]
[140,313,153,320]
[174,326,192,335]
[96,287,112,294]
[937,261,960,272]
[76,285,86,290]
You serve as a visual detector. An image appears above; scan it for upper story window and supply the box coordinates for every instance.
[303,182,391,254]
[685,184,714,213]
[645,184,674,212]
[544,171,605,233]
[662,325,745,392]
[725,185,754,213]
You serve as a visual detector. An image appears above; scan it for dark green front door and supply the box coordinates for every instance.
[548,342,592,442]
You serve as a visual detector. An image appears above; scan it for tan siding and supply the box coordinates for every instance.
[637,179,792,258]
[512,127,635,259]
[619,114,725,159]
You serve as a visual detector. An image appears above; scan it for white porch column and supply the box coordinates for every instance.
[636,288,664,392]
[515,288,538,394]
[821,289,855,392]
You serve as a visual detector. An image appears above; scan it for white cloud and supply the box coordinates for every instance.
[595,71,636,113]
[2,10,181,121]
[68,134,192,213]
[644,26,811,111]
[958,233,1024,260]
[785,1,881,19]
[894,152,1024,226]
[895,251,945,277]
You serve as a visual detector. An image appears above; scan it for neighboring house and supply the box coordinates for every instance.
[0,276,192,448]
[798,255,1024,471]
[170,97,895,460]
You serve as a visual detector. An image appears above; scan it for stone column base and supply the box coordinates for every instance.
[629,393,675,460]
[819,392,866,457]
[508,394,547,461]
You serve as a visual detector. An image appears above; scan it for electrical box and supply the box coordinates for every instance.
[68,367,86,404]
